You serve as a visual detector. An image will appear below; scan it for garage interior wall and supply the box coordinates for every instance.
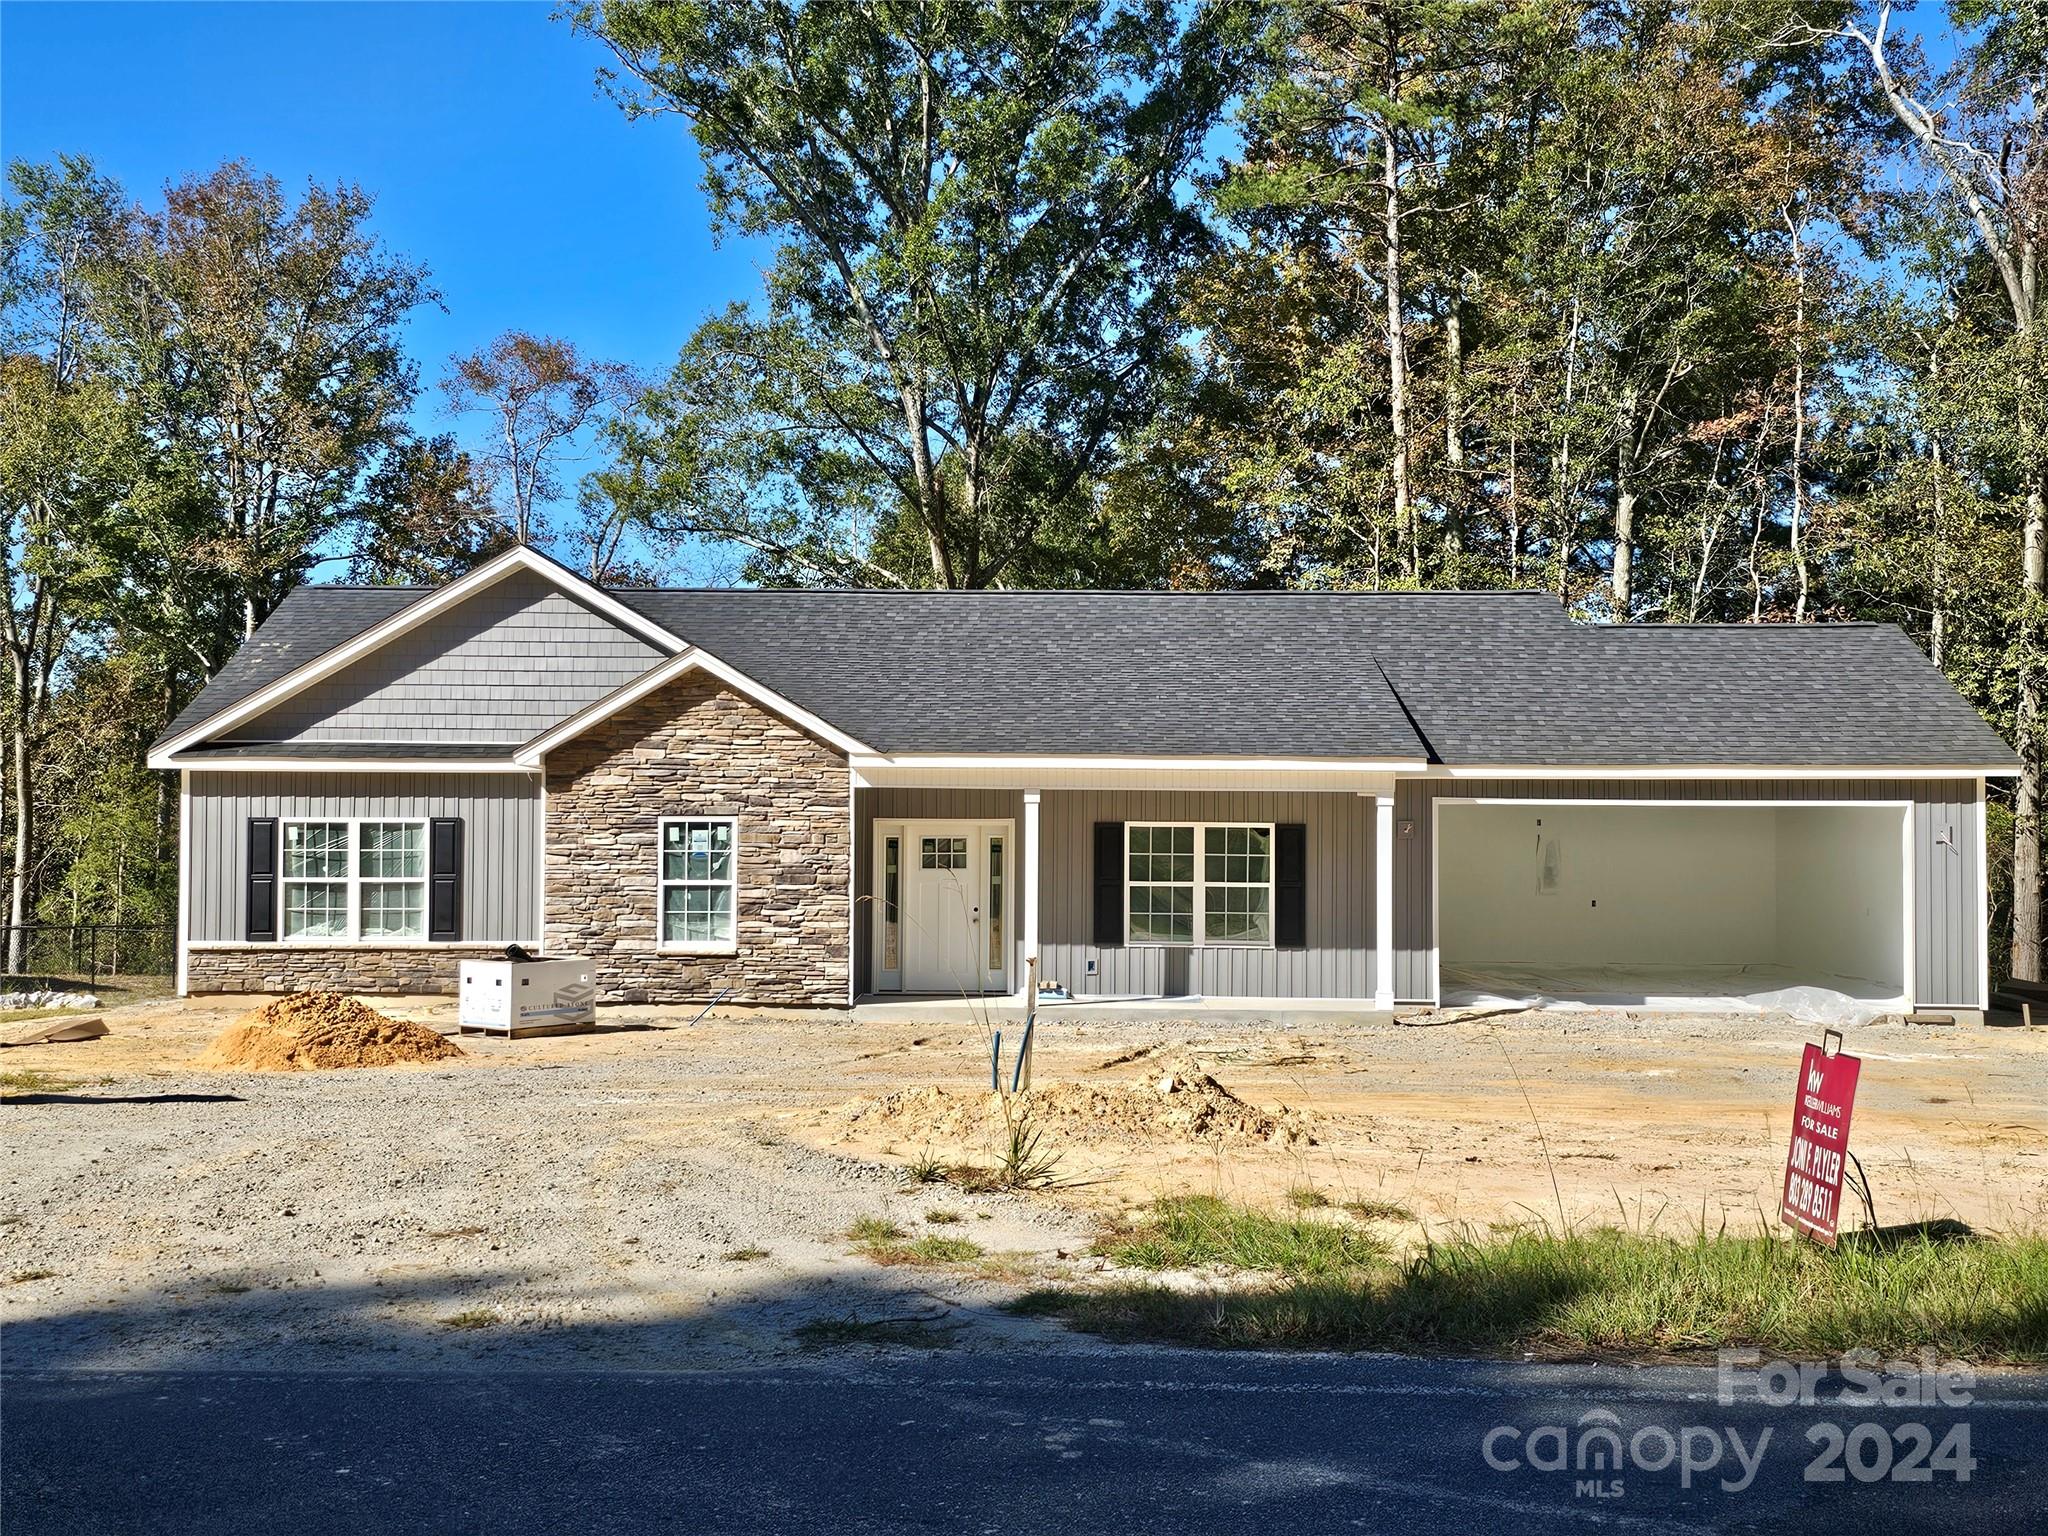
[1436,804,1905,991]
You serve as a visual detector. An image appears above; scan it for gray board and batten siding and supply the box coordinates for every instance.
[186,771,543,945]
[230,569,663,745]
[855,787,1376,1001]
[1392,777,1985,1008]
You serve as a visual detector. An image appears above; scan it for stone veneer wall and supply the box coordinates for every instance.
[541,674,851,1006]
[187,945,507,996]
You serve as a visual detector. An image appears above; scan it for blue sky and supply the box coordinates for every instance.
[2,0,767,435]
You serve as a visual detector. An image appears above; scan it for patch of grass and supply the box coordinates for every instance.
[0,1070,75,1096]
[902,1147,949,1185]
[1101,1195,1384,1279]
[1343,1198,1415,1223]
[1286,1186,1331,1210]
[723,1246,770,1262]
[848,1215,983,1267]
[923,1208,963,1225]
[792,1315,959,1351]
[7,1269,56,1285]
[1020,1218,2048,1364]
[440,1309,497,1331]
[904,1235,983,1263]
[991,1113,1062,1189]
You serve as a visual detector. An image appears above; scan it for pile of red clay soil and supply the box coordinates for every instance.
[838,1056,1314,1147]
[201,991,463,1071]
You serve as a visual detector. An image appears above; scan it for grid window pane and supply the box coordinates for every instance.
[1132,823,1272,949]
[660,818,737,945]
[1129,882,1194,944]
[1204,885,1271,944]
[662,884,733,944]
[360,881,426,940]
[358,822,425,879]
[284,881,347,939]
[664,820,734,883]
[284,822,348,879]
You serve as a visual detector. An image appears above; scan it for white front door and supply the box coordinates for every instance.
[903,827,986,994]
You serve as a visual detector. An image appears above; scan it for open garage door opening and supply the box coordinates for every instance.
[1436,802,1909,1022]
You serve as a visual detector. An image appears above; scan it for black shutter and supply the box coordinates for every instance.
[246,818,278,941]
[1274,823,1307,950]
[1092,821,1124,946]
[429,817,464,942]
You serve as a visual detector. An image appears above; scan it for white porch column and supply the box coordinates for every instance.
[1374,793,1395,1010]
[1021,791,1042,999]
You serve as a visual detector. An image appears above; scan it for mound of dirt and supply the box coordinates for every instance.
[202,991,463,1071]
[838,1056,1314,1147]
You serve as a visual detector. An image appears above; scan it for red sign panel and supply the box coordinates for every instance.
[1781,1041,1862,1247]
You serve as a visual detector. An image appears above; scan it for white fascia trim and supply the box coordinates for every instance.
[165,758,537,774]
[178,765,192,1003]
[515,647,872,763]
[1427,763,2017,781]
[852,754,1428,774]
[147,546,687,765]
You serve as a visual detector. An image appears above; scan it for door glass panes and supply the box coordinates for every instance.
[987,837,1004,971]
[920,836,967,870]
[882,835,901,972]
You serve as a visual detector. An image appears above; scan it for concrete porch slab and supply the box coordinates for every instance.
[851,993,1396,1027]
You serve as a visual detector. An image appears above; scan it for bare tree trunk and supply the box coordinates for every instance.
[1443,300,1465,559]
[1612,398,1635,621]
[7,713,28,975]
[1786,210,1812,622]
[1382,126,1413,579]
[2017,479,2046,981]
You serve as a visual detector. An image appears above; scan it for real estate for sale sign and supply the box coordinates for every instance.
[1780,1038,1862,1247]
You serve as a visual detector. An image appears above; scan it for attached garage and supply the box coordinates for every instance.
[1428,799,1930,1018]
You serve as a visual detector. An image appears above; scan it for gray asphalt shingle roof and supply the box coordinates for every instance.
[156,582,2016,770]
[620,589,1554,759]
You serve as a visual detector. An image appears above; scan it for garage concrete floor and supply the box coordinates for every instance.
[1440,961,1908,1025]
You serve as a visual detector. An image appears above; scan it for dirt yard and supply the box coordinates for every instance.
[4,993,2043,1371]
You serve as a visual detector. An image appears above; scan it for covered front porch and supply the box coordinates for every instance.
[849,760,1405,1009]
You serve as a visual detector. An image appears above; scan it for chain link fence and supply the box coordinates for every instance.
[2,923,177,984]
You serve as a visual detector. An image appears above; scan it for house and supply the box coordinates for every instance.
[148,546,2016,1021]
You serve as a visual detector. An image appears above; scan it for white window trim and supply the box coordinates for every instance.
[279,816,430,945]
[1126,821,1276,950]
[657,815,740,955]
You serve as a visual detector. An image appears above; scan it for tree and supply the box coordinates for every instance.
[441,330,640,549]
[567,0,1232,587]
[0,157,134,972]
[349,433,509,584]
[109,161,434,651]
[1823,0,2046,976]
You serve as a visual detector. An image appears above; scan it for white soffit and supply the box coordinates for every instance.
[851,757,1410,792]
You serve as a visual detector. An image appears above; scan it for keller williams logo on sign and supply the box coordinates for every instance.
[1781,1030,1862,1248]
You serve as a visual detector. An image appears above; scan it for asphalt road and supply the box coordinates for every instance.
[5,1352,2042,1534]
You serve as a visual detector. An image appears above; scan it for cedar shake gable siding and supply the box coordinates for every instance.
[542,672,851,1006]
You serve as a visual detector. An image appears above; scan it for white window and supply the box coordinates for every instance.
[1128,822,1273,948]
[281,818,428,942]
[660,817,738,951]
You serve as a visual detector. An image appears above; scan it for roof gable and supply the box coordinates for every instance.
[149,546,683,763]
